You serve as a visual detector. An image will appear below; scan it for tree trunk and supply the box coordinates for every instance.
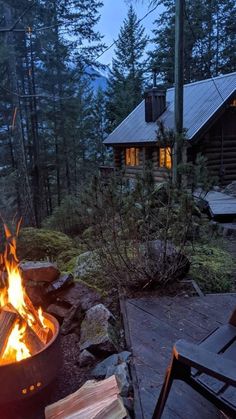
[3,3,36,226]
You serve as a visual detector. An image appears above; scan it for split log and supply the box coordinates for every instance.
[23,294,50,344]
[45,375,128,419]
[0,306,17,358]
[32,322,50,345]
[3,303,45,355]
[23,324,45,354]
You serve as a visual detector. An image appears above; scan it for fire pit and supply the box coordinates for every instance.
[0,225,62,404]
[0,313,61,404]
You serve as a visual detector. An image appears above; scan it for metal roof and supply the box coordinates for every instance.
[104,72,236,145]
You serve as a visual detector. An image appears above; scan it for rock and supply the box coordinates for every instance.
[47,303,71,323]
[20,261,60,283]
[25,280,48,306]
[106,364,117,378]
[46,273,74,294]
[106,362,132,397]
[74,251,101,280]
[61,303,83,335]
[92,351,132,378]
[92,354,119,378]
[224,181,236,197]
[123,397,134,414]
[118,351,132,363]
[79,304,119,355]
[78,350,96,367]
[56,281,101,311]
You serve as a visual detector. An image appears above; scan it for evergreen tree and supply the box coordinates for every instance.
[150,0,236,84]
[106,5,148,131]
[90,87,108,164]
[0,0,105,224]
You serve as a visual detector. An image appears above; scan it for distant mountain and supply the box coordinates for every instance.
[86,67,107,91]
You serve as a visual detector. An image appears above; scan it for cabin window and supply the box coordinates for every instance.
[230,98,236,107]
[125,148,140,166]
[159,147,172,169]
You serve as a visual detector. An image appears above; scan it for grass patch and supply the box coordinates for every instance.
[187,242,235,293]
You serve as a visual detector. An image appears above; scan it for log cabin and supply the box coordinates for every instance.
[103,72,236,185]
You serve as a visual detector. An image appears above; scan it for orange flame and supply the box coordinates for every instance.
[0,223,47,364]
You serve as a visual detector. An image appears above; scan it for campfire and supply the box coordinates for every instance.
[0,224,61,403]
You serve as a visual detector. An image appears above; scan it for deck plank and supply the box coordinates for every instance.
[124,294,236,418]
[199,191,236,218]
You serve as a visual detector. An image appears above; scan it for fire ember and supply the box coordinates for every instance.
[0,224,61,403]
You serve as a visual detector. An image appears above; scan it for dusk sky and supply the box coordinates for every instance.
[96,0,163,67]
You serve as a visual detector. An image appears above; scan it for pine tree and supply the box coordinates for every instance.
[90,87,108,164]
[150,0,236,84]
[106,5,148,131]
[0,0,105,224]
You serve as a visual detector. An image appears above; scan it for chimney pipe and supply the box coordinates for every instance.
[144,68,166,122]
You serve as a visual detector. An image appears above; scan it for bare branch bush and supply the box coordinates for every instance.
[79,167,203,289]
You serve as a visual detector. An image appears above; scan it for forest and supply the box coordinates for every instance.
[0,0,236,227]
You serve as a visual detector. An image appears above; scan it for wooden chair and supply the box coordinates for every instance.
[152,308,236,419]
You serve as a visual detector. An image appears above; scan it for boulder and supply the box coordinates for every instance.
[56,281,101,311]
[47,303,71,324]
[78,350,96,367]
[79,304,119,355]
[74,251,101,280]
[106,362,132,397]
[20,261,60,283]
[61,303,83,335]
[25,280,48,306]
[46,273,74,294]
[92,351,132,378]
[18,228,73,260]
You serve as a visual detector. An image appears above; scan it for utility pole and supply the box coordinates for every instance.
[173,0,184,185]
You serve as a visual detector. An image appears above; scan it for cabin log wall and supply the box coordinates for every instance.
[113,146,169,183]
[189,107,236,185]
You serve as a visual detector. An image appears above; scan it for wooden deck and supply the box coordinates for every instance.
[123,293,236,419]
[200,191,236,220]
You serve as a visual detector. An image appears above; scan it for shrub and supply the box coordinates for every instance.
[43,196,88,236]
[18,228,74,261]
[79,172,201,289]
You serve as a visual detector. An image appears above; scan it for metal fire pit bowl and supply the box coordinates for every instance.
[0,313,61,404]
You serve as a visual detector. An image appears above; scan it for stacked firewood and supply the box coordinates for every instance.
[45,376,128,419]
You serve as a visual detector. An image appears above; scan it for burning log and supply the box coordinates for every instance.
[0,306,17,358]
[23,294,50,344]
[45,375,127,419]
[1,303,45,360]
[23,324,45,354]
[0,222,53,367]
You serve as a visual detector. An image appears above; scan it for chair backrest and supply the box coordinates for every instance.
[229,307,236,326]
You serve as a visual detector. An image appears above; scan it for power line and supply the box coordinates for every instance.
[183,2,225,104]
[0,1,36,33]
[1,3,159,101]
[96,3,159,61]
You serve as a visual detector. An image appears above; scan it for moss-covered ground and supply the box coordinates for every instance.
[187,239,236,293]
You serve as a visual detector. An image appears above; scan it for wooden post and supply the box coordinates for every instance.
[173,0,184,185]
